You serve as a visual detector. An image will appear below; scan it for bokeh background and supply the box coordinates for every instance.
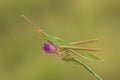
[0,0,120,80]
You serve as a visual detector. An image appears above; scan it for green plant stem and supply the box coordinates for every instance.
[72,58,102,80]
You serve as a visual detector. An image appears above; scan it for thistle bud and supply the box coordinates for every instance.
[42,42,56,53]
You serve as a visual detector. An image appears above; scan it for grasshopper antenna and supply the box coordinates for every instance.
[21,14,47,36]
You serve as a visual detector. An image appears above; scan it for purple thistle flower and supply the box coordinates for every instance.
[42,42,56,53]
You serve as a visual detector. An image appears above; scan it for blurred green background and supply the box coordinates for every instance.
[0,0,120,80]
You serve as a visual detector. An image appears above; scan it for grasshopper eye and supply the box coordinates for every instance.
[59,50,72,61]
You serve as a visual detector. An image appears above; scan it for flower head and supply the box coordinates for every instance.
[42,41,56,53]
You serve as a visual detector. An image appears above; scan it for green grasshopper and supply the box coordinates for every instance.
[22,14,102,80]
